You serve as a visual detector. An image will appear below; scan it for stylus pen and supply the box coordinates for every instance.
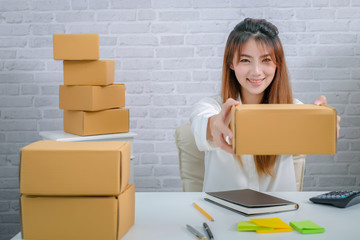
[203,222,214,240]
[186,224,207,240]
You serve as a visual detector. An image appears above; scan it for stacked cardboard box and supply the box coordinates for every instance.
[19,140,135,240]
[54,34,129,136]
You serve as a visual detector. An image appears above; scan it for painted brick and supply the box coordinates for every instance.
[0,1,29,11]
[111,23,150,33]
[56,12,94,22]
[162,178,182,188]
[71,0,88,10]
[89,0,109,9]
[23,13,54,23]
[140,154,159,164]
[68,23,109,34]
[134,166,153,176]
[135,130,167,140]
[160,36,184,45]
[2,109,41,119]
[0,85,19,96]
[110,0,151,9]
[137,10,156,20]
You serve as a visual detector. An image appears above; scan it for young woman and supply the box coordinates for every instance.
[190,18,341,192]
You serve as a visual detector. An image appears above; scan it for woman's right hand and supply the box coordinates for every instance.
[207,98,240,154]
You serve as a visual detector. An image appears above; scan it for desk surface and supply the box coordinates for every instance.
[12,191,359,240]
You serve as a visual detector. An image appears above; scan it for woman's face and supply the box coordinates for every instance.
[231,38,276,104]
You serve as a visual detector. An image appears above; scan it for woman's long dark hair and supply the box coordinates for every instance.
[221,18,293,176]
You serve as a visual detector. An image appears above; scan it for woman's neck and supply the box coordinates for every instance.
[240,90,264,104]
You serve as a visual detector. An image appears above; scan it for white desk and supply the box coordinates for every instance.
[39,131,137,184]
[12,192,360,240]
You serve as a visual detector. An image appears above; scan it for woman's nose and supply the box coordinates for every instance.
[251,63,261,75]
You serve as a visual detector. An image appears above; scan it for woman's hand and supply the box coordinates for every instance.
[207,98,240,154]
[314,95,341,138]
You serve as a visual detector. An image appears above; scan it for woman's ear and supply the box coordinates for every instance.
[229,63,234,70]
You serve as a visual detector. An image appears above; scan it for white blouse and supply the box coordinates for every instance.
[190,95,303,192]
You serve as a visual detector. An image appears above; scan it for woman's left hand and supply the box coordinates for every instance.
[314,95,341,139]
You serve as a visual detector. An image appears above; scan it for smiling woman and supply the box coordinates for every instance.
[190,18,340,193]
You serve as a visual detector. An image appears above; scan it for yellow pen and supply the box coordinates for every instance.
[193,202,214,221]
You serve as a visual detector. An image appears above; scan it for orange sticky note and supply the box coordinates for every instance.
[250,217,292,233]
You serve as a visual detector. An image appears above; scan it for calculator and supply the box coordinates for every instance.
[310,191,360,208]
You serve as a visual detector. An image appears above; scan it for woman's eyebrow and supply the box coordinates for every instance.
[239,53,271,58]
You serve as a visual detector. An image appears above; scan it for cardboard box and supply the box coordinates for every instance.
[230,104,337,155]
[64,108,129,136]
[53,34,99,60]
[63,60,115,86]
[21,184,135,240]
[20,140,130,196]
[59,84,125,111]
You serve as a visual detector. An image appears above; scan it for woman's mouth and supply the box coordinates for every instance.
[247,78,264,86]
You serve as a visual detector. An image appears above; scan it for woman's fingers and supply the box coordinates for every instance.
[314,95,327,106]
[222,98,240,127]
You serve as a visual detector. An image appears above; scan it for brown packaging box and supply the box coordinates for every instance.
[59,84,125,111]
[53,34,99,60]
[20,140,130,196]
[63,60,115,86]
[64,108,129,136]
[230,104,337,155]
[21,184,135,240]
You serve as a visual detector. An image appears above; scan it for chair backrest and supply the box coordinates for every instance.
[175,123,305,192]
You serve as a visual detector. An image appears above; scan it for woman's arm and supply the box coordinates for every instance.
[207,98,239,154]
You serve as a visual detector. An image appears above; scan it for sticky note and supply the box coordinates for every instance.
[250,217,292,233]
[238,221,273,231]
[290,220,325,234]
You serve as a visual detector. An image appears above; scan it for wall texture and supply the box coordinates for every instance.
[0,0,360,239]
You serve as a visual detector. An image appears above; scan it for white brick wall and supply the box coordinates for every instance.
[0,1,360,239]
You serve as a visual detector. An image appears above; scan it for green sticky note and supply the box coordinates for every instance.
[290,220,325,234]
[238,221,273,232]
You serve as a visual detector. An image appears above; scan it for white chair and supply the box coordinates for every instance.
[175,123,305,192]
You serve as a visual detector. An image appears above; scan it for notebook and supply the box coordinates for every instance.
[205,189,299,216]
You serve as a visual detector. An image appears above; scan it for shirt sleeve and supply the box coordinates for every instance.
[190,96,222,151]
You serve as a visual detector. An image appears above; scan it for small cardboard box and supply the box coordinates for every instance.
[230,104,337,155]
[63,60,115,86]
[21,184,135,240]
[53,34,99,60]
[59,84,125,111]
[20,140,130,196]
[64,108,129,136]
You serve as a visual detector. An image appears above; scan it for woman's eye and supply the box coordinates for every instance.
[263,58,272,63]
[240,59,250,63]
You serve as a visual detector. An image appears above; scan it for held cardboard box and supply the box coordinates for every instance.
[63,60,115,86]
[21,184,135,240]
[64,108,129,136]
[59,84,125,111]
[53,34,99,60]
[20,140,130,196]
[230,104,337,155]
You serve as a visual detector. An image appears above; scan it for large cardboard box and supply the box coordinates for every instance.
[21,184,135,240]
[20,140,130,196]
[230,104,337,155]
[59,84,125,111]
[53,34,99,60]
[63,60,115,86]
[64,108,129,136]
